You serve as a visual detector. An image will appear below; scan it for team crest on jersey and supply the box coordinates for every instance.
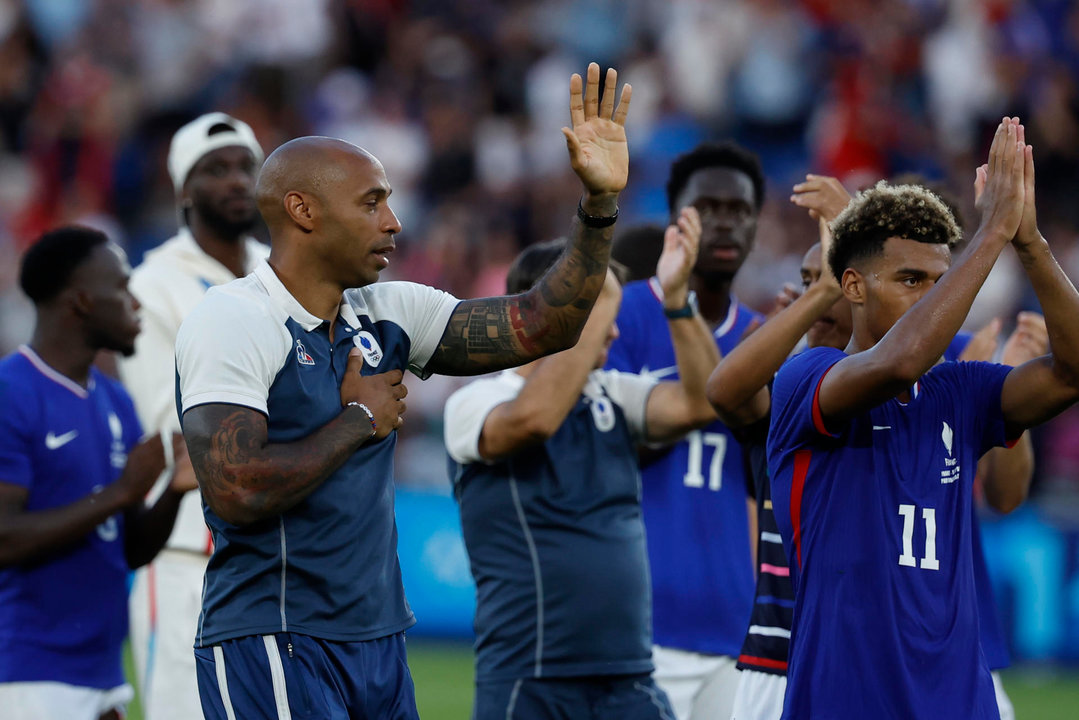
[108,412,127,469]
[940,421,959,483]
[355,331,383,367]
[295,339,315,366]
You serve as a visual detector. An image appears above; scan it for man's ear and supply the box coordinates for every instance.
[66,286,93,319]
[842,267,865,305]
[284,191,316,232]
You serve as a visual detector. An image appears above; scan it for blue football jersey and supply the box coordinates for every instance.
[0,347,142,688]
[769,346,1012,719]
[945,330,1010,670]
[605,278,757,656]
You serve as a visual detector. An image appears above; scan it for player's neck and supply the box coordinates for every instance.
[689,274,733,327]
[188,217,249,278]
[28,324,96,387]
[265,257,343,324]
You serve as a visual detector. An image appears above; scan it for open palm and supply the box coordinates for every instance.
[563,63,632,195]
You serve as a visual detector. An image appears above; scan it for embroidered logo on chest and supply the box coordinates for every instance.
[295,339,315,366]
[356,331,384,367]
[940,421,960,484]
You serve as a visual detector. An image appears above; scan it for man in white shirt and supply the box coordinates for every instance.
[116,112,267,720]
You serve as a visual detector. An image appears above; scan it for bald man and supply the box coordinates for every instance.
[175,64,631,720]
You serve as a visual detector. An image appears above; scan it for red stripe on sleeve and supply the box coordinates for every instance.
[790,449,812,570]
[810,364,841,438]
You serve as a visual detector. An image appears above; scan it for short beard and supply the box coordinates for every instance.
[190,201,257,240]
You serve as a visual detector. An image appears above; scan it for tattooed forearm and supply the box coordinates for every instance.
[427,218,614,375]
[183,403,372,525]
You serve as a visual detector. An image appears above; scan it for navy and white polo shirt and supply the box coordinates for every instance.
[176,261,459,647]
[445,368,658,681]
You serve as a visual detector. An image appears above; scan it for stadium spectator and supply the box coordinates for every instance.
[767,119,1079,718]
[0,226,196,720]
[175,63,631,719]
[605,141,762,720]
[444,208,717,719]
[116,112,267,720]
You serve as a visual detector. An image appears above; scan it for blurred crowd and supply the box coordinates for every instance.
[2,0,1079,505]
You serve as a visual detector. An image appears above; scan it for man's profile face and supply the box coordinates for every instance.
[74,244,142,356]
[185,146,259,236]
[801,244,852,351]
[317,151,402,288]
[856,237,951,346]
[674,166,758,282]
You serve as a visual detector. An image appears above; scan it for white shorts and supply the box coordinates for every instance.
[129,549,207,720]
[730,668,786,720]
[652,645,740,720]
[992,671,1014,720]
[0,681,133,720]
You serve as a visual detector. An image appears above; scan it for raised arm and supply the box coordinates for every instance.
[816,119,1026,426]
[642,208,721,443]
[425,63,632,376]
[976,313,1046,513]
[999,128,1079,431]
[708,180,847,428]
[182,355,405,526]
[474,271,621,461]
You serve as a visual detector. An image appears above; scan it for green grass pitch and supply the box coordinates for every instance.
[125,640,1079,719]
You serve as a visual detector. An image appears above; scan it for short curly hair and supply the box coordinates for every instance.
[828,182,962,279]
[666,142,765,215]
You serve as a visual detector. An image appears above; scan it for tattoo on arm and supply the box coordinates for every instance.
[427,219,612,375]
[184,403,368,525]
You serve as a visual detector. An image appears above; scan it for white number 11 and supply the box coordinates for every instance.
[898,504,939,570]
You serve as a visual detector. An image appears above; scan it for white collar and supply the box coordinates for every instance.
[252,261,358,333]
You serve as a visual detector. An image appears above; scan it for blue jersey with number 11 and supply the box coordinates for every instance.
[768,347,1012,719]
[605,278,757,656]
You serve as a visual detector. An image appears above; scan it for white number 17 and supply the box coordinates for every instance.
[683,431,726,491]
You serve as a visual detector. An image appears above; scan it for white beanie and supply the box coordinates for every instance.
[167,112,264,193]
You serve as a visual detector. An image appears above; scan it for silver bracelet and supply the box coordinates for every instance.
[347,401,377,432]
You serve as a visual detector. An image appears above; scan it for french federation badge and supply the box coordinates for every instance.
[356,331,383,367]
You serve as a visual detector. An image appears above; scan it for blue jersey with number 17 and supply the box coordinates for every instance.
[605,278,757,656]
[769,346,1013,719]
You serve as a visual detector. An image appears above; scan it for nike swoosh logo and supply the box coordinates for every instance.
[45,430,79,449]
[640,365,678,379]
[872,425,892,431]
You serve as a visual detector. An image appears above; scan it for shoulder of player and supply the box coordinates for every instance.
[89,369,139,414]
[589,368,653,405]
[772,346,845,397]
[344,280,449,318]
[177,276,287,347]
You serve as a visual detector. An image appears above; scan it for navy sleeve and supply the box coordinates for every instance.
[769,346,848,453]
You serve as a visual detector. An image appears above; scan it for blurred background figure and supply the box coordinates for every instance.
[116,112,266,720]
[0,226,196,720]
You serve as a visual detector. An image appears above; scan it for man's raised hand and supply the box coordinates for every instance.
[657,207,701,310]
[563,63,632,199]
[975,118,1027,244]
[791,174,851,223]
